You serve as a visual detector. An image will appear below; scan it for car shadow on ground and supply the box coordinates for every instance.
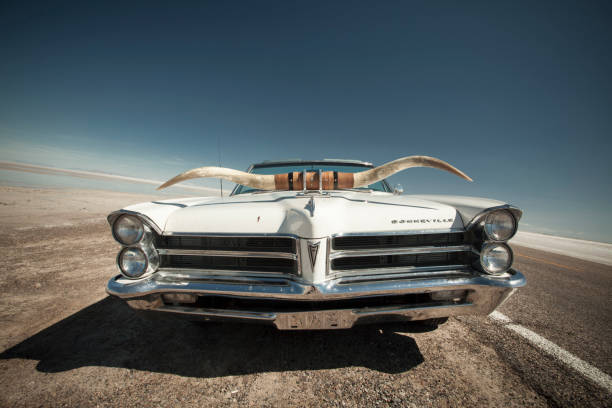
[1,297,428,378]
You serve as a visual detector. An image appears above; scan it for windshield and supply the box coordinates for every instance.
[233,163,390,195]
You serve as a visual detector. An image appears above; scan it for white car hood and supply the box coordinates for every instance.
[127,191,465,239]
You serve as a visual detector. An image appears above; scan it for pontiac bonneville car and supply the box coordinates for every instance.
[106,156,525,330]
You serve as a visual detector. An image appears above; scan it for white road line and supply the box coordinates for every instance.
[489,311,612,393]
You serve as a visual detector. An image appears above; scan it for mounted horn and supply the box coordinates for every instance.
[352,155,472,187]
[157,155,472,191]
[157,166,275,190]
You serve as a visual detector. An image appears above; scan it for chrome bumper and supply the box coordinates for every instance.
[106,269,525,329]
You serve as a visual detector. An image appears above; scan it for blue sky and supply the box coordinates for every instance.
[1,1,611,242]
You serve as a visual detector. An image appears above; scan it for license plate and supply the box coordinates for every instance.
[275,310,355,330]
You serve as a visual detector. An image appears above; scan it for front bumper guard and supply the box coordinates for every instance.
[106,269,525,329]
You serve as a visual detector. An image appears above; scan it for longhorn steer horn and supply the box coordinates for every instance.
[157,155,472,191]
[352,155,472,187]
[157,167,275,191]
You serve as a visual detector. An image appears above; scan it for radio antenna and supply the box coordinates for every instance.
[217,135,223,197]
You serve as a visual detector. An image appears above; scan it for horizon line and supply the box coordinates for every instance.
[0,160,220,194]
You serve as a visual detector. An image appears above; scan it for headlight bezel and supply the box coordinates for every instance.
[483,210,517,242]
[112,214,145,245]
[117,246,149,278]
[479,242,514,275]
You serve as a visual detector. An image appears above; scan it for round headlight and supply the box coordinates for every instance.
[484,210,516,241]
[118,247,148,278]
[113,215,144,245]
[480,243,513,274]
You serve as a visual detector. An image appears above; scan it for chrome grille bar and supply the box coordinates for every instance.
[329,245,471,260]
[158,248,297,260]
[334,269,473,284]
[155,269,295,281]
[328,265,472,279]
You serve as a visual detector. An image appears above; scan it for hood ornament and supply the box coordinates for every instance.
[307,241,320,269]
[305,196,315,217]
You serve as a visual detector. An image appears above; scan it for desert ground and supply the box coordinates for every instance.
[0,186,610,407]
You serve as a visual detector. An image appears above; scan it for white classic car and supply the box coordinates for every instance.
[106,156,525,330]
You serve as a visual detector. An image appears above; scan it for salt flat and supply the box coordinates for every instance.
[511,231,612,266]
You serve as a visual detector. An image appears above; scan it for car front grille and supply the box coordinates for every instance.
[332,232,466,250]
[161,236,296,252]
[328,232,473,280]
[158,235,299,275]
[157,232,472,280]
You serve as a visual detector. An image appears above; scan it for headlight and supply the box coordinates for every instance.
[113,215,144,245]
[484,210,516,241]
[480,243,513,274]
[118,247,148,278]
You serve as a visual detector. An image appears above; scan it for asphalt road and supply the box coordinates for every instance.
[458,244,612,406]
[0,219,610,407]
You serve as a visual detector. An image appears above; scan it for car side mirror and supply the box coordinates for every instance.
[393,184,404,195]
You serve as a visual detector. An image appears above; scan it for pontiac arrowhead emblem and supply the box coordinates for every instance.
[307,241,320,269]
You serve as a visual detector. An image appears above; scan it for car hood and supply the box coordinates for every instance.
[128,191,466,239]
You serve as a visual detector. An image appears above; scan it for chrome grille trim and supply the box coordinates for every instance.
[162,232,301,239]
[329,245,471,260]
[331,228,464,238]
[158,248,297,260]
[155,269,297,282]
[328,265,472,280]
[333,269,474,284]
